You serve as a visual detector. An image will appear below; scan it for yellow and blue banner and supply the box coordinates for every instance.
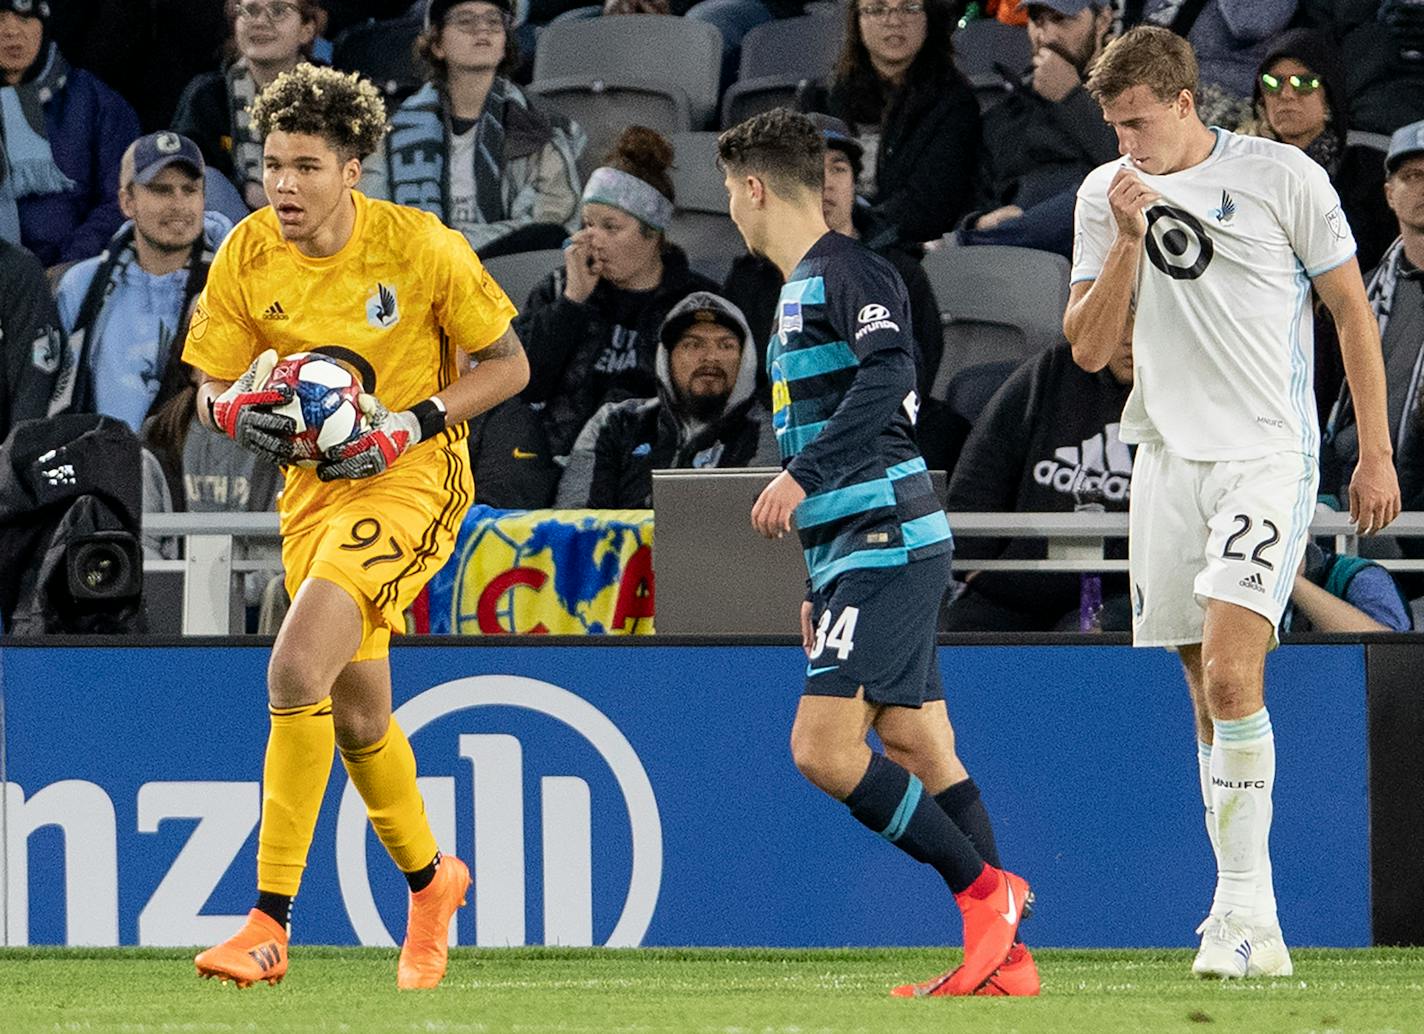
[425,505,655,634]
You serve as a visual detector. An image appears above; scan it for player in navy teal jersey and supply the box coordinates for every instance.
[718,109,1035,998]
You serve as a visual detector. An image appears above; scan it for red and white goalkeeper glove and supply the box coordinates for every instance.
[316,393,446,482]
[209,349,296,464]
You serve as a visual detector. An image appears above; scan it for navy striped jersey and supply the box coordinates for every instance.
[769,232,951,591]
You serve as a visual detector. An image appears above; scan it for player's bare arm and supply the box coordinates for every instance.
[438,323,530,425]
[752,470,807,539]
[1064,168,1159,372]
[1313,259,1403,535]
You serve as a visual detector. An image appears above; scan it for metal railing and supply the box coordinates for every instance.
[141,511,1424,635]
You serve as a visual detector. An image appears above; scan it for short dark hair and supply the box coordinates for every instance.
[717,108,824,199]
[1087,25,1198,105]
[249,64,388,160]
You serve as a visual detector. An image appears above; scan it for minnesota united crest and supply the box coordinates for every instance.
[366,283,400,329]
[1209,189,1236,225]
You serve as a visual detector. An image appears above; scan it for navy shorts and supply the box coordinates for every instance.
[803,552,950,707]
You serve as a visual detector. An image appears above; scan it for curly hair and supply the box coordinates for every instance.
[717,108,823,198]
[249,64,388,160]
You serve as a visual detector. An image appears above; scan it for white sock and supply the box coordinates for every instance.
[1197,741,1219,864]
[1210,709,1277,923]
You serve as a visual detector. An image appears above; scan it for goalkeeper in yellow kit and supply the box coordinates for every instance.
[182,64,528,990]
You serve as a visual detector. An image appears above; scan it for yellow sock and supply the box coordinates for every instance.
[257,697,336,897]
[340,719,439,873]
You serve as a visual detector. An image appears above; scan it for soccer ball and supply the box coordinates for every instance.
[264,352,365,468]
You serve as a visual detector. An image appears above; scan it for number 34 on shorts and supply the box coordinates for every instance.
[809,605,860,665]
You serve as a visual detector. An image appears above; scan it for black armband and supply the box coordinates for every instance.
[411,397,447,441]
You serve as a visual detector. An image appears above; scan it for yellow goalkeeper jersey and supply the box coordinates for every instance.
[183,190,516,523]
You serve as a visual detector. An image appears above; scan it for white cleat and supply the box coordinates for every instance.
[1244,921,1293,977]
[1192,913,1253,979]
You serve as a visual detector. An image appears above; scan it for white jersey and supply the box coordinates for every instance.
[1071,129,1356,461]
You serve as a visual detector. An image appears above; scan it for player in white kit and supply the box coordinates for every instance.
[1064,27,1400,978]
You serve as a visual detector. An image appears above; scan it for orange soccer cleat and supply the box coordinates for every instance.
[194,908,289,988]
[890,941,1040,999]
[397,855,472,990]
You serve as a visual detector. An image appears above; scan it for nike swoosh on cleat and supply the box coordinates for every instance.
[999,883,1018,925]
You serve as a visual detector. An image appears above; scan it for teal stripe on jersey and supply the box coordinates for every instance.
[886,457,928,480]
[781,341,858,381]
[780,419,828,456]
[805,545,909,589]
[797,478,896,528]
[901,510,952,551]
[880,775,924,842]
[782,276,826,305]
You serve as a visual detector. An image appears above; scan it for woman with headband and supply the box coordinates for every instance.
[514,126,717,458]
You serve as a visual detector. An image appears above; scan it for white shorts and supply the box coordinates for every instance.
[1128,443,1318,647]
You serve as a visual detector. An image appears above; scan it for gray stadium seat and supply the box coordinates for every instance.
[532,15,723,129]
[951,17,1028,110]
[483,248,567,310]
[720,15,841,128]
[922,244,1069,394]
[668,210,746,283]
[330,8,424,105]
[668,131,727,215]
[525,76,692,178]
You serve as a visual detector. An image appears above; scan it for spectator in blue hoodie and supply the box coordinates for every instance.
[0,0,140,269]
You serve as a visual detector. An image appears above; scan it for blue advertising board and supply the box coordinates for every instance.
[0,643,1368,948]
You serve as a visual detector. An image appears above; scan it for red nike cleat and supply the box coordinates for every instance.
[975,942,1040,996]
[397,855,471,990]
[889,942,1039,998]
[946,868,1031,995]
[194,909,288,988]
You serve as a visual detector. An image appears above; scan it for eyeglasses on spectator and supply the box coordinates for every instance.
[1260,72,1322,95]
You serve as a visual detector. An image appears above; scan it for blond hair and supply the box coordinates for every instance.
[1087,25,1199,106]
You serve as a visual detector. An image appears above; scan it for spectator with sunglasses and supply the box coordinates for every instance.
[361,0,585,259]
[1247,29,1395,272]
[1243,29,1398,422]
[171,0,328,212]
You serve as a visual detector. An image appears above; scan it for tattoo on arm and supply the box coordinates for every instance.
[471,326,523,362]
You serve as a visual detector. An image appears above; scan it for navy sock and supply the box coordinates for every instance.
[844,753,985,893]
[935,778,1002,870]
[255,891,292,929]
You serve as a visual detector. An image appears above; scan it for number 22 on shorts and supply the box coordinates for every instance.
[809,605,860,661]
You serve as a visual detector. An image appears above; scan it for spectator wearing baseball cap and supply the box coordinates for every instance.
[0,0,140,268]
[171,1,327,212]
[360,0,585,259]
[556,291,779,508]
[54,131,234,441]
[966,0,1117,238]
[723,114,943,411]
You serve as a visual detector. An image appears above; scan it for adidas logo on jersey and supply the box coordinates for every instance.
[1238,572,1265,592]
[262,301,289,321]
[1033,424,1132,502]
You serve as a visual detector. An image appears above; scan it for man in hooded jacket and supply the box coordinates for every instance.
[555,291,778,507]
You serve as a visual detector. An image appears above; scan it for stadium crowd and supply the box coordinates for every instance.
[2,0,1423,633]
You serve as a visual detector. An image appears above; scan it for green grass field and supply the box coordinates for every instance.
[3,947,1423,1034]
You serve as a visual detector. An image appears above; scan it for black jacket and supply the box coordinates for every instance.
[555,301,778,509]
[1297,0,1424,135]
[945,343,1132,620]
[815,69,981,246]
[0,241,65,444]
[171,71,236,182]
[515,244,717,456]
[976,78,1120,211]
